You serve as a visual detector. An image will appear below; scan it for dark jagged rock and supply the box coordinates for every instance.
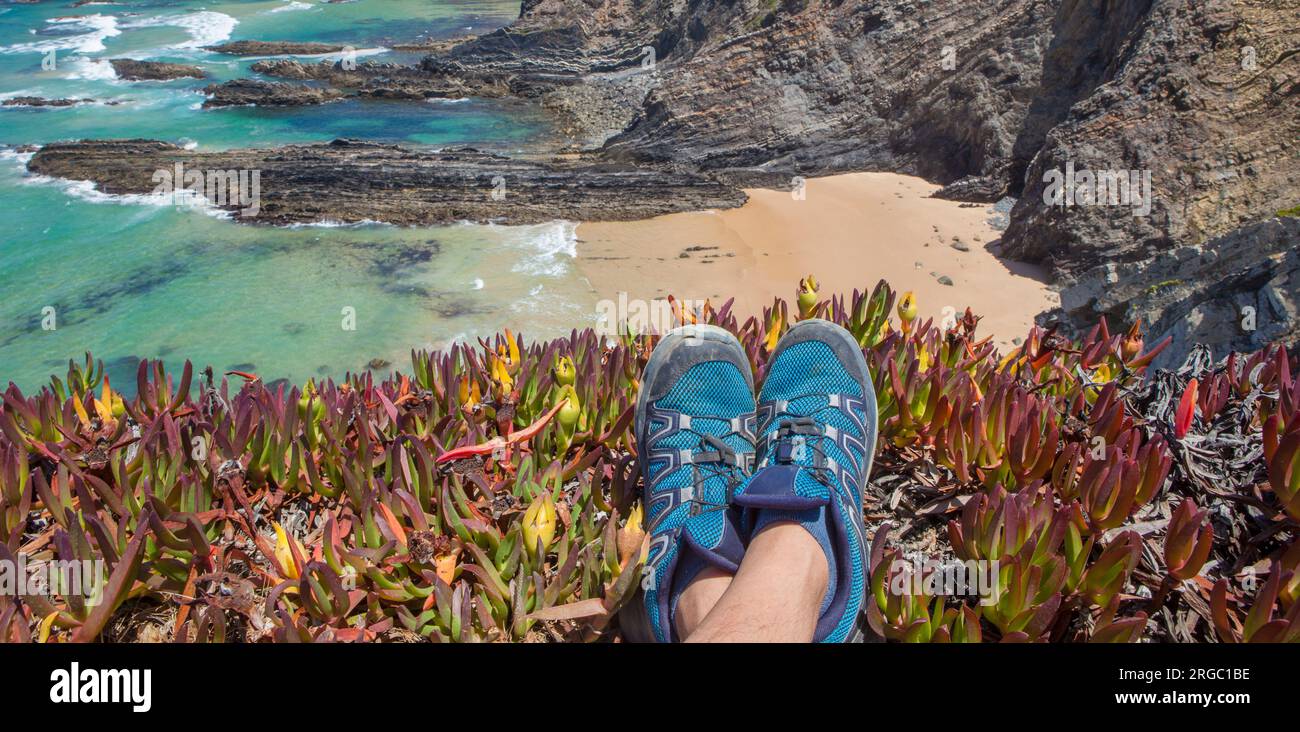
[999,0,1300,360]
[26,139,747,226]
[932,176,1008,204]
[109,59,205,81]
[390,37,477,53]
[2,97,94,107]
[202,79,346,108]
[1045,217,1300,369]
[249,59,519,100]
[206,40,349,56]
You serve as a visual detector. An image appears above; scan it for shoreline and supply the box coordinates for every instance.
[575,172,1058,351]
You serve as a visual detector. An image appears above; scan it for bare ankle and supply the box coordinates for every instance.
[673,566,733,639]
[749,521,830,596]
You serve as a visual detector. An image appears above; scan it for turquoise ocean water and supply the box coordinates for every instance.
[0,0,596,393]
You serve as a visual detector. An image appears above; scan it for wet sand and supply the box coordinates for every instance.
[575,172,1057,350]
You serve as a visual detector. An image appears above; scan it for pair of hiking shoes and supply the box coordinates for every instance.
[628,320,878,643]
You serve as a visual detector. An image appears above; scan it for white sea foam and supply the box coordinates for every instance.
[427,97,470,104]
[62,56,117,81]
[120,11,238,50]
[18,171,231,219]
[266,2,314,14]
[0,148,36,167]
[282,219,393,229]
[505,220,577,277]
[0,14,121,54]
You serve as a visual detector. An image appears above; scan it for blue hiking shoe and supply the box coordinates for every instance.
[631,324,756,643]
[735,319,877,642]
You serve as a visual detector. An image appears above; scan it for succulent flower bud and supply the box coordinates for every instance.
[552,355,575,386]
[1121,319,1144,362]
[797,274,820,319]
[897,291,918,332]
[522,491,557,558]
[557,384,580,431]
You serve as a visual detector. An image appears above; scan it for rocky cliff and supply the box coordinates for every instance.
[999,0,1299,365]
[27,0,1299,360]
[470,0,1300,360]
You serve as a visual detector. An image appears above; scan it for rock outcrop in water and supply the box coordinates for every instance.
[248,57,641,147]
[248,59,527,100]
[27,139,747,226]
[2,97,96,107]
[202,79,346,108]
[109,59,205,81]
[206,41,350,56]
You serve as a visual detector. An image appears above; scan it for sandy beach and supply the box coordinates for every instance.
[575,172,1058,350]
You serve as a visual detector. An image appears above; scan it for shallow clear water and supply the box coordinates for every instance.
[0,0,599,394]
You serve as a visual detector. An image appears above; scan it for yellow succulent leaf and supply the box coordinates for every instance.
[492,355,514,392]
[764,310,784,352]
[72,393,91,426]
[38,611,60,643]
[617,502,646,565]
[272,521,303,579]
[504,328,520,368]
[1092,362,1114,384]
[434,552,458,585]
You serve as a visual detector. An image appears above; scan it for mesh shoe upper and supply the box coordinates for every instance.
[636,330,756,642]
[737,323,877,642]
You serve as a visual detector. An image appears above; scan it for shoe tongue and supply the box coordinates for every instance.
[734,464,830,510]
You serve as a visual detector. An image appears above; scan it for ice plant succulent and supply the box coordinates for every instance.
[0,277,1293,643]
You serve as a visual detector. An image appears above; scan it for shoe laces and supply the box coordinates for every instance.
[765,410,838,486]
[655,430,749,523]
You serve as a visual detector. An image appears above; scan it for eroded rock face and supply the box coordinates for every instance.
[26,139,747,226]
[999,0,1300,357]
[487,0,1300,358]
[596,1,1057,188]
[109,59,205,81]
[201,79,346,107]
[1051,218,1300,368]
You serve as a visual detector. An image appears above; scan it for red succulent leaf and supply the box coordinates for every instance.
[1174,378,1198,439]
